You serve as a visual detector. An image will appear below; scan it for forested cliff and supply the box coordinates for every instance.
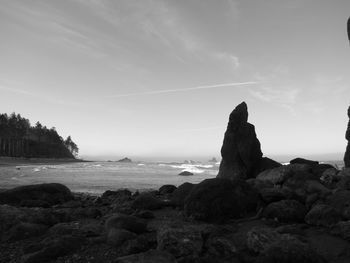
[0,113,78,158]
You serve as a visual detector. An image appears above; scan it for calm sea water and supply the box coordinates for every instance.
[0,160,344,194]
[0,162,219,194]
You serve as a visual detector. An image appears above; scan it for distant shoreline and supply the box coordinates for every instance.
[0,157,90,167]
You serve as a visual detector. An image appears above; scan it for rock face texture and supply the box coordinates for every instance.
[345,106,350,168]
[184,178,258,222]
[217,102,263,180]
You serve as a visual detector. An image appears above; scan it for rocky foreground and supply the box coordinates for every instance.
[1,102,350,263]
[1,162,350,263]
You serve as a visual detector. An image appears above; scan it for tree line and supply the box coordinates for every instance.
[0,113,78,158]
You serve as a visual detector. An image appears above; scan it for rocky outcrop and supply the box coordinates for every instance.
[217,102,263,180]
[345,106,350,167]
[0,183,73,206]
[290,158,319,166]
[117,157,132,163]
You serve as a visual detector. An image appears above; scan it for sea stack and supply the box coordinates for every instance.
[217,102,263,180]
[344,106,350,168]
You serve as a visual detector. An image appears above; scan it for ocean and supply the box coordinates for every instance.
[0,161,219,194]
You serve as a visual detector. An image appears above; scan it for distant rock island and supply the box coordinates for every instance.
[208,157,218,163]
[178,171,193,176]
[0,113,78,159]
[117,157,132,163]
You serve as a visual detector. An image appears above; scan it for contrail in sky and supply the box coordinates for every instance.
[108,81,259,98]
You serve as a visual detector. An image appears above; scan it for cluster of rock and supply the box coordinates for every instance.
[2,102,350,262]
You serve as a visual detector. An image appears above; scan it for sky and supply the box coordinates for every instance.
[0,0,349,162]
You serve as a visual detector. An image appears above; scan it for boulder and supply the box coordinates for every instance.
[159,185,177,195]
[305,204,342,227]
[101,189,132,202]
[247,227,296,254]
[170,182,195,208]
[105,214,147,234]
[184,178,258,222]
[116,235,156,257]
[3,222,48,242]
[107,228,137,247]
[312,164,336,178]
[336,175,350,190]
[262,200,307,223]
[157,225,203,259]
[115,249,176,263]
[204,235,237,258]
[320,168,339,187]
[253,157,282,175]
[217,102,263,180]
[0,205,27,234]
[256,238,326,263]
[326,190,350,219]
[344,106,350,168]
[290,158,319,166]
[21,235,84,263]
[0,183,73,206]
[132,193,164,210]
[259,187,291,204]
[331,221,350,241]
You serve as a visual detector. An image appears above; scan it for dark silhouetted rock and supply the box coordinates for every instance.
[157,225,203,259]
[290,158,319,166]
[178,171,193,176]
[256,238,326,263]
[326,190,350,220]
[184,178,258,222]
[105,214,147,234]
[253,157,282,175]
[259,188,291,204]
[116,232,157,256]
[115,249,177,263]
[305,204,341,227]
[107,228,137,247]
[132,193,164,210]
[170,182,195,208]
[247,227,294,253]
[263,199,307,223]
[0,183,73,206]
[21,235,84,263]
[101,189,132,203]
[3,222,48,242]
[118,157,132,163]
[331,221,350,241]
[337,175,350,190]
[159,185,177,195]
[217,102,263,180]
[312,163,336,178]
[344,106,350,168]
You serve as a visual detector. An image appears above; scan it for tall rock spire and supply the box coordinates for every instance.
[217,102,263,180]
[344,106,350,168]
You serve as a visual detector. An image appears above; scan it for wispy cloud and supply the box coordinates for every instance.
[249,67,300,113]
[107,81,259,98]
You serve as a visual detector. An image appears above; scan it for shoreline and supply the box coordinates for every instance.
[0,156,90,167]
